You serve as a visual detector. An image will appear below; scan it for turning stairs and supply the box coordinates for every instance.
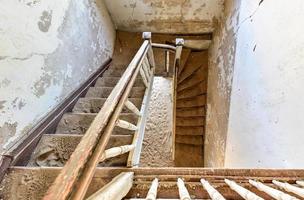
[174,50,208,167]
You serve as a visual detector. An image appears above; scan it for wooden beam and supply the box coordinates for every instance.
[100,145,135,162]
[125,100,141,116]
[116,120,138,131]
[225,179,264,200]
[177,178,191,200]
[87,172,134,200]
[249,180,298,200]
[140,65,149,87]
[127,75,154,167]
[43,40,150,200]
[273,180,304,198]
[146,178,159,200]
[200,179,226,200]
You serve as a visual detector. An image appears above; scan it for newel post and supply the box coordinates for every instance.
[142,32,155,70]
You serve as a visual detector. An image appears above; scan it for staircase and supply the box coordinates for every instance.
[174,50,208,167]
[1,32,304,200]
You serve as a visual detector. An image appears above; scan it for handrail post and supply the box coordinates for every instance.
[172,38,184,160]
[143,32,155,72]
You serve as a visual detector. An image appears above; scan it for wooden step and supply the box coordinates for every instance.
[176,107,205,117]
[176,95,206,108]
[103,69,125,77]
[27,134,132,167]
[177,67,208,92]
[175,135,203,145]
[73,97,143,114]
[176,126,204,136]
[85,87,145,98]
[178,49,192,75]
[176,117,205,127]
[56,113,139,135]
[95,77,144,87]
[177,51,208,84]
[177,83,207,99]
[174,143,204,167]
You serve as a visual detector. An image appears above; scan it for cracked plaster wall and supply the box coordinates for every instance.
[104,0,224,34]
[0,0,115,155]
[205,0,241,167]
[225,0,304,168]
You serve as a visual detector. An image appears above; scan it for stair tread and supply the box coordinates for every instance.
[176,95,206,108]
[175,135,203,145]
[177,51,208,84]
[177,67,208,91]
[95,77,143,87]
[85,86,145,98]
[177,82,207,100]
[174,143,204,167]
[56,113,139,135]
[176,107,205,117]
[73,97,143,114]
[178,49,192,75]
[27,134,132,167]
[176,126,204,136]
[176,117,205,127]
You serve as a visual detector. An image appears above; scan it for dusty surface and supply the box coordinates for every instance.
[140,77,174,167]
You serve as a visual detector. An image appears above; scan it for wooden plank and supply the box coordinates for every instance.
[127,74,154,167]
[146,178,159,200]
[116,120,138,131]
[43,40,150,200]
[87,172,134,200]
[100,145,135,162]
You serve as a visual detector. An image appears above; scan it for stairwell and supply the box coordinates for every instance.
[1,31,304,200]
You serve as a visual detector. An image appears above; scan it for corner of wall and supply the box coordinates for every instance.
[204,0,241,167]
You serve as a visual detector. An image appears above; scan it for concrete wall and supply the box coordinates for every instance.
[104,0,224,34]
[225,0,304,168]
[0,0,115,154]
[204,0,241,167]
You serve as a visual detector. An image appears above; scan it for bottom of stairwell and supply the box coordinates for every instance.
[140,77,175,167]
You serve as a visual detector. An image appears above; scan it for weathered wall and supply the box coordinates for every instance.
[225,0,304,168]
[204,0,241,167]
[104,0,224,34]
[0,0,115,154]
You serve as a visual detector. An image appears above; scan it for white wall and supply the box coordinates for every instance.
[104,0,224,34]
[0,0,115,154]
[225,0,304,168]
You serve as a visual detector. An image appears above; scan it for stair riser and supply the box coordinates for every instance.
[56,113,139,135]
[95,77,144,87]
[28,135,132,167]
[73,98,143,114]
[86,87,145,98]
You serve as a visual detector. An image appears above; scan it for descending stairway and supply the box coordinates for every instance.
[26,64,145,168]
[174,50,208,167]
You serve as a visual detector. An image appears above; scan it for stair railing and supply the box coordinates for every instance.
[43,32,155,200]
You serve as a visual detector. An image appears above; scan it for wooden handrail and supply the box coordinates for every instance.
[43,34,152,200]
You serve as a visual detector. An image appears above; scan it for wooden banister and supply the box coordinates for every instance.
[43,34,152,200]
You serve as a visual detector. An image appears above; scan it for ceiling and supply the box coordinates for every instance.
[104,0,224,34]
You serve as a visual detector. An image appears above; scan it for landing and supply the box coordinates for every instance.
[140,77,174,167]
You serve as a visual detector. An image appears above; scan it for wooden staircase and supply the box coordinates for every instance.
[174,50,208,167]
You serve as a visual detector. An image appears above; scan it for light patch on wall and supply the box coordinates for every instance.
[0,0,71,59]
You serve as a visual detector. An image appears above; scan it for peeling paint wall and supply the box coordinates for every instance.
[204,0,241,167]
[225,0,304,168]
[104,0,224,34]
[0,0,115,154]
